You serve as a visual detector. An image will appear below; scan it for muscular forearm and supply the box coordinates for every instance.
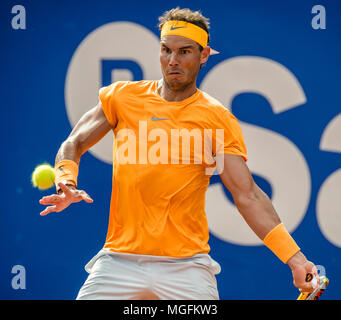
[219,155,318,289]
[54,104,112,194]
[55,138,82,166]
[233,183,281,240]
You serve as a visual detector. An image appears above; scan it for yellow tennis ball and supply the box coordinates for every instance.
[31,163,55,190]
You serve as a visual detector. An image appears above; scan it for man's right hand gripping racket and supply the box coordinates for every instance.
[297,273,329,300]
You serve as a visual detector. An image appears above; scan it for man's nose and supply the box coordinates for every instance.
[168,52,179,65]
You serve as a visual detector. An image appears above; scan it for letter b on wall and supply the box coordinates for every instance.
[65,22,162,163]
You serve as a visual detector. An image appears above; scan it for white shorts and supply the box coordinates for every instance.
[76,249,221,300]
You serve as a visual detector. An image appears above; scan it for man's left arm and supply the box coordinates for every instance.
[219,153,318,293]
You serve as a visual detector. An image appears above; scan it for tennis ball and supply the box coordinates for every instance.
[31,163,55,190]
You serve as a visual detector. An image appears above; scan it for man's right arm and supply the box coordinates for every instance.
[39,102,112,216]
[55,102,112,166]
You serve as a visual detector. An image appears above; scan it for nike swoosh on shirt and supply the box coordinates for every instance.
[151,116,169,121]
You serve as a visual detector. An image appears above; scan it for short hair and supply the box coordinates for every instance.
[158,7,211,50]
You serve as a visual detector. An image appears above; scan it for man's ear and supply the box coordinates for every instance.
[200,46,211,64]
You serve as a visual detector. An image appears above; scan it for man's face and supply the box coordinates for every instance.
[160,35,209,91]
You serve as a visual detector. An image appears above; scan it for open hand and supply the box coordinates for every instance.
[39,182,93,216]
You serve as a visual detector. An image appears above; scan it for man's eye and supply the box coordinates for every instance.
[181,50,190,54]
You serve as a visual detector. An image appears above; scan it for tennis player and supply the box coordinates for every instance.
[39,7,319,299]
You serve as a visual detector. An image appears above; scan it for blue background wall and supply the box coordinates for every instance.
[1,0,340,300]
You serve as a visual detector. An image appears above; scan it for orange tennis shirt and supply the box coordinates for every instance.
[99,80,247,257]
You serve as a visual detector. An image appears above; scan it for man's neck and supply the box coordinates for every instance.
[158,79,197,102]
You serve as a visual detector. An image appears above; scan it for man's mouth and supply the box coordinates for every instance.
[168,69,183,75]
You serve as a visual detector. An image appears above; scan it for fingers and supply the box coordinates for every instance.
[58,182,73,196]
[39,195,62,216]
[40,205,57,216]
[296,280,315,293]
[57,183,93,203]
[39,194,62,205]
[81,192,94,203]
[39,188,93,216]
[295,265,320,293]
[82,196,94,203]
[304,266,320,290]
[310,266,320,289]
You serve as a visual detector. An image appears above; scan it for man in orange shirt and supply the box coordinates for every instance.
[40,8,319,299]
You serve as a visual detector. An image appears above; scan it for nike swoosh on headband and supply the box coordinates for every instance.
[170,26,185,30]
